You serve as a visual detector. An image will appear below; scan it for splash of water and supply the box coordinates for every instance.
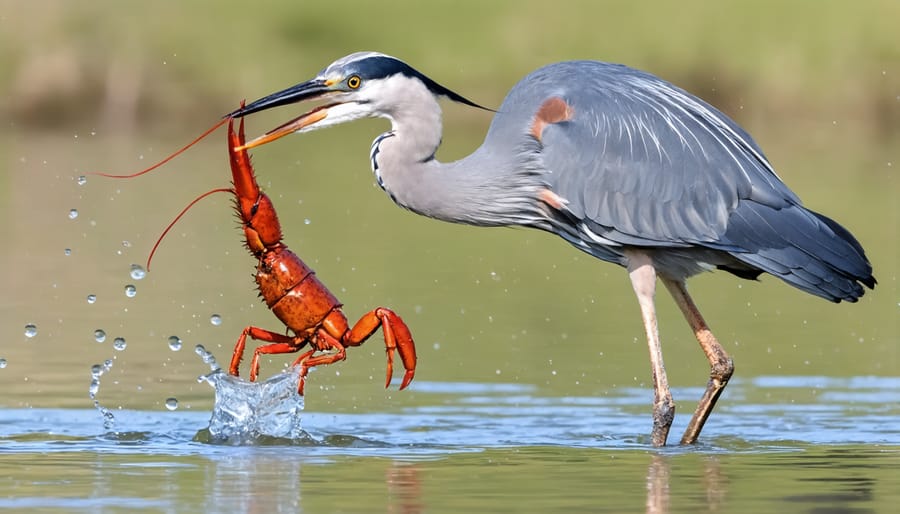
[88,359,116,429]
[194,344,305,443]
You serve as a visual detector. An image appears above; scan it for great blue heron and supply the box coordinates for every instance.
[226,52,875,446]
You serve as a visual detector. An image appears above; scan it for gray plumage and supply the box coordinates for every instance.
[229,52,875,446]
[479,60,874,302]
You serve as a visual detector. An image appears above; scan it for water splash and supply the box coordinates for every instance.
[194,344,305,443]
[194,344,219,370]
[89,360,116,429]
[199,369,306,443]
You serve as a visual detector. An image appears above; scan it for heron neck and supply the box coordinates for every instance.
[371,112,546,227]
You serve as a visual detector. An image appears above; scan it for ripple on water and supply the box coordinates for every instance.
[0,375,896,455]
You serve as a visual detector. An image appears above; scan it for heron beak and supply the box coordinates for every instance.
[234,104,336,151]
[225,78,337,150]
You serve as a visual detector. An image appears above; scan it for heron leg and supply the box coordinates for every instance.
[627,251,675,447]
[660,278,734,445]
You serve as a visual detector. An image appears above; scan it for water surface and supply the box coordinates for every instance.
[2,375,898,513]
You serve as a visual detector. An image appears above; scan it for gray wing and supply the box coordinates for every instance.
[507,61,799,245]
[485,61,873,301]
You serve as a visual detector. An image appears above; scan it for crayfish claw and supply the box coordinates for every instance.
[399,369,415,391]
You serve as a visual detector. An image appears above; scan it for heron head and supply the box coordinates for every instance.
[226,52,487,150]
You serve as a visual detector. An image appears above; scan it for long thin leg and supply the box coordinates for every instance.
[229,325,301,378]
[626,251,675,447]
[291,329,347,395]
[660,278,734,445]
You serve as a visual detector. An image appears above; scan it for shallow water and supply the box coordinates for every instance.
[2,374,898,513]
[1,84,897,512]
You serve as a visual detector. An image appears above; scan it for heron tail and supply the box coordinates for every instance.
[721,202,876,303]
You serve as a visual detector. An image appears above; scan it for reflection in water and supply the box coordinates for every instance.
[646,455,727,514]
[703,457,727,511]
[203,453,302,514]
[387,463,424,514]
[193,454,425,514]
[645,455,670,514]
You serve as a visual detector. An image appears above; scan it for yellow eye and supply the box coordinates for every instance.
[347,75,361,89]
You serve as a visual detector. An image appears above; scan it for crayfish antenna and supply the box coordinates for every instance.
[145,187,232,271]
[89,118,228,179]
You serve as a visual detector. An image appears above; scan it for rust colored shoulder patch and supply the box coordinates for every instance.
[540,189,568,210]
[530,97,574,141]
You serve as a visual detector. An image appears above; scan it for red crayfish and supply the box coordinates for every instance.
[95,116,417,394]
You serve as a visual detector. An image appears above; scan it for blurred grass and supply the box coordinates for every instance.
[1,0,897,144]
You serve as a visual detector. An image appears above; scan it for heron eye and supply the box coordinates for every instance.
[347,75,362,89]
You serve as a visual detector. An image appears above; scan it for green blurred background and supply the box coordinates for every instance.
[0,0,897,412]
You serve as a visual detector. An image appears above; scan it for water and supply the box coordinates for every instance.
[129,264,146,280]
[197,368,306,443]
[0,375,897,513]
[168,335,183,351]
[112,337,127,351]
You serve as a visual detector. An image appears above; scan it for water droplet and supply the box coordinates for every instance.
[168,335,182,351]
[304,218,311,225]
[87,294,97,304]
[165,397,178,411]
[0,359,7,368]
[64,248,72,256]
[124,285,137,298]
[210,314,222,326]
[68,209,78,220]
[24,324,37,338]
[76,175,87,186]
[194,344,220,370]
[113,337,127,351]
[89,360,116,429]
[94,329,106,343]
[122,240,132,248]
[129,264,146,280]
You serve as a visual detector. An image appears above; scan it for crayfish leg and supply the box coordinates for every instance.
[229,326,306,381]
